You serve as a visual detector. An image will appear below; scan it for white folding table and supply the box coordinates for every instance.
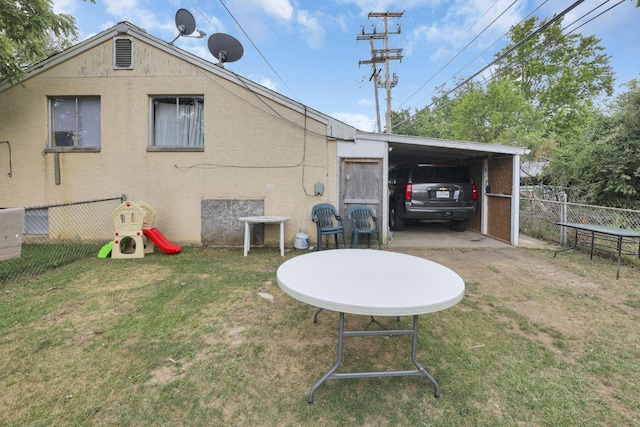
[276,249,465,403]
[238,216,289,256]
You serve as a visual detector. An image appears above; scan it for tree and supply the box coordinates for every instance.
[0,0,93,84]
[545,80,640,208]
[494,16,613,143]
[396,15,613,156]
[448,78,542,145]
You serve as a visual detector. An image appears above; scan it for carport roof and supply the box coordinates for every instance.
[356,131,529,164]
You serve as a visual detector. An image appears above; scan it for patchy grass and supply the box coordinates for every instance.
[0,246,639,426]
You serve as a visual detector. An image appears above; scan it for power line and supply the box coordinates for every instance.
[393,0,588,133]
[400,0,552,112]
[393,0,626,135]
[209,0,301,103]
[398,0,519,109]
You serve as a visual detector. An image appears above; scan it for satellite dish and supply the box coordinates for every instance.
[168,9,206,44]
[208,33,244,66]
[175,9,196,36]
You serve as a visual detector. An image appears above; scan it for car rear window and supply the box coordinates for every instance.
[412,166,470,183]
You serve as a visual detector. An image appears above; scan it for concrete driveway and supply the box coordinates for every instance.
[387,222,553,249]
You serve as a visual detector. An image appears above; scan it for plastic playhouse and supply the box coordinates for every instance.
[101,201,181,259]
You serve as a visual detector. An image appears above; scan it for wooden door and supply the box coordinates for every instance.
[339,159,383,245]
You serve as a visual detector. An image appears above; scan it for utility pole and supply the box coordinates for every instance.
[357,11,403,134]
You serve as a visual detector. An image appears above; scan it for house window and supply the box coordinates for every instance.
[150,96,204,150]
[49,97,101,150]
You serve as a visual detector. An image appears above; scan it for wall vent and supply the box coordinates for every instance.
[114,38,133,69]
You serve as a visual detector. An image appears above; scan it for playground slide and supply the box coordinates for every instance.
[98,241,114,258]
[143,228,182,254]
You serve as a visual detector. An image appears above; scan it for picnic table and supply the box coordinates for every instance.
[554,222,640,279]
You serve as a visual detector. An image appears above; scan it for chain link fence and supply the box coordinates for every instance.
[4,190,639,286]
[520,187,640,255]
[1,196,125,287]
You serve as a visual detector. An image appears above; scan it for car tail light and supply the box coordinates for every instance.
[403,184,412,200]
[472,183,478,200]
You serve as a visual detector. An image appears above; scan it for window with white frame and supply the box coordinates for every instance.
[49,96,101,149]
[151,96,204,149]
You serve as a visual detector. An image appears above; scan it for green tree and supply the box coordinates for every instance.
[494,16,613,142]
[448,78,542,145]
[392,81,468,140]
[396,15,613,156]
[545,79,640,208]
[0,0,93,84]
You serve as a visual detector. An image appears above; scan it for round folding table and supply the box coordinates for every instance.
[276,249,465,402]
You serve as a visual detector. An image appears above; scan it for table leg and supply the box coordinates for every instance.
[309,312,345,403]
[307,313,440,403]
[279,221,285,256]
[616,236,622,280]
[410,315,440,397]
[243,221,250,257]
[554,228,579,258]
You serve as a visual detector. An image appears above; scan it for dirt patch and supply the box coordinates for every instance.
[390,246,640,420]
[392,247,639,339]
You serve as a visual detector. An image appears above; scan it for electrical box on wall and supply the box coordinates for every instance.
[314,182,324,195]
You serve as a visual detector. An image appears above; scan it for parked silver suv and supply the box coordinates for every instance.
[388,163,478,232]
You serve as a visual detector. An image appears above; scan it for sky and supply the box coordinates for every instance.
[53,0,640,132]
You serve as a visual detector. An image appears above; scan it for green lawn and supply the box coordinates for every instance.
[1,246,638,426]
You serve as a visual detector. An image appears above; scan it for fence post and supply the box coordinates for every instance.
[560,192,567,245]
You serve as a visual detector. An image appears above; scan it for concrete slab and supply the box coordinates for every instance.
[387,222,553,250]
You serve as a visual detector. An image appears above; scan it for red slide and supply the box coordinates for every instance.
[143,228,182,254]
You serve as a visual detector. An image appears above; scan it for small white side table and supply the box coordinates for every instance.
[238,216,289,256]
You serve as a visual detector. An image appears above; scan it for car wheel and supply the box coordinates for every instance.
[450,219,470,232]
[389,204,405,231]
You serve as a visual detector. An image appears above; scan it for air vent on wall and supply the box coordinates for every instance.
[114,38,133,69]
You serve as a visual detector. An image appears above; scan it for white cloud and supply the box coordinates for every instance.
[251,75,279,91]
[296,10,325,49]
[52,0,78,14]
[240,0,294,21]
[331,112,377,132]
[104,0,138,17]
[206,14,227,34]
[338,0,439,16]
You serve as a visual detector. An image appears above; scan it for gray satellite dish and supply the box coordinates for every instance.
[176,9,196,36]
[208,33,244,66]
[169,9,206,44]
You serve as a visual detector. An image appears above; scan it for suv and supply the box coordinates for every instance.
[388,163,478,232]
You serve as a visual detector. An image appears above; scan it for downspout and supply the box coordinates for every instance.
[0,141,12,177]
[54,152,61,185]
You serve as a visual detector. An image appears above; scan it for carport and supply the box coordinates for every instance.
[336,131,529,246]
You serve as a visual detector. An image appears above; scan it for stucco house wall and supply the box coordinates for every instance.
[0,23,350,248]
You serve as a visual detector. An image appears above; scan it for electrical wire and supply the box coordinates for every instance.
[399,0,552,113]
[398,0,519,109]
[455,0,502,44]
[485,0,621,87]
[392,0,594,133]
[216,0,301,103]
